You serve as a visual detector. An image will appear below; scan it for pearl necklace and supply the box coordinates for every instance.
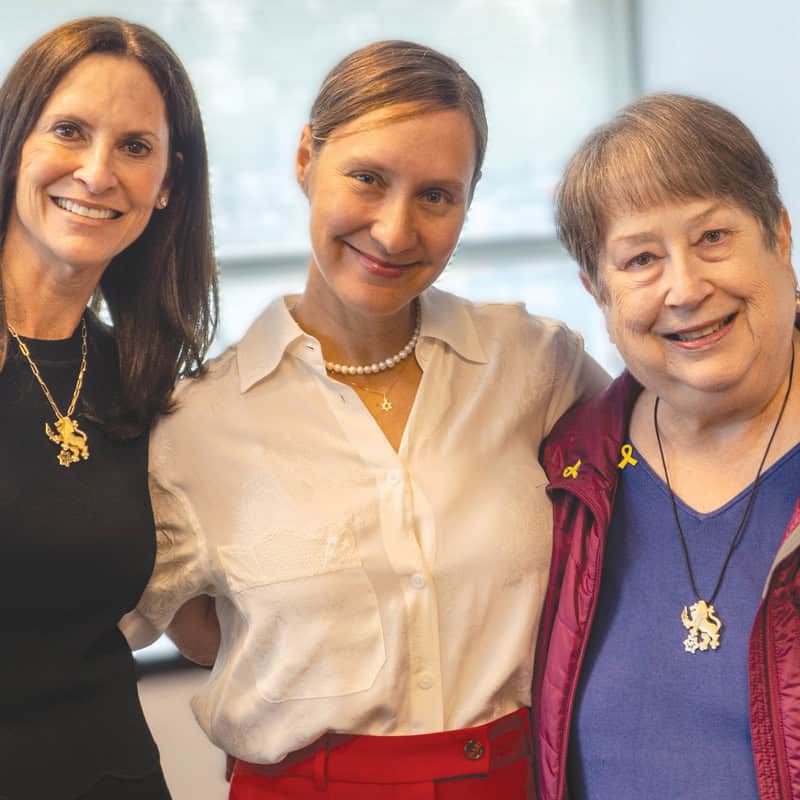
[324,303,421,376]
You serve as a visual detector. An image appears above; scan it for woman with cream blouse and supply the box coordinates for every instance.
[131,40,607,799]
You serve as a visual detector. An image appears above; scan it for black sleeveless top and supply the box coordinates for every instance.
[0,314,161,800]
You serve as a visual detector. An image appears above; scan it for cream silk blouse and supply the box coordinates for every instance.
[130,287,608,763]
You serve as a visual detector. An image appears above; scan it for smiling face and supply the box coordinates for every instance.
[593,198,796,405]
[296,105,477,319]
[5,53,171,281]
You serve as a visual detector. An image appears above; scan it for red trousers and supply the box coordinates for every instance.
[229,708,533,799]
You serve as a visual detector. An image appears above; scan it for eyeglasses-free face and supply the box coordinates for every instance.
[296,105,477,321]
[593,199,796,408]
[6,53,171,285]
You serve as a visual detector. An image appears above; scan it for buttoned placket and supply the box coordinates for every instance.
[295,333,447,731]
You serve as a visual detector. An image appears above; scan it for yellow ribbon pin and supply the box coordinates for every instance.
[562,459,581,479]
[617,443,638,469]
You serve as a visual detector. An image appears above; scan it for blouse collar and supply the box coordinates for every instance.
[237,286,488,394]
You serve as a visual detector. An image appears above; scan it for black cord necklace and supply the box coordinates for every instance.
[653,343,794,653]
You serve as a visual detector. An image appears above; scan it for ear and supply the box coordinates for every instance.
[580,269,616,344]
[296,125,315,195]
[776,206,793,261]
[156,151,182,209]
[580,270,606,309]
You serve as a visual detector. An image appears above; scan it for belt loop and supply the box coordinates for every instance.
[312,736,329,792]
[520,708,533,756]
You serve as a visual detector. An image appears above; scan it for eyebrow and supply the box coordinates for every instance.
[609,231,659,247]
[685,202,728,226]
[609,203,730,246]
[40,112,164,141]
[341,157,468,193]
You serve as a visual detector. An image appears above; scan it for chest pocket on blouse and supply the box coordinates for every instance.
[217,517,386,702]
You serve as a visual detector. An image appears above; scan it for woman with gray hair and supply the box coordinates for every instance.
[533,93,800,799]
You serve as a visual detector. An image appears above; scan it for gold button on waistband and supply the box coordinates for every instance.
[463,739,485,760]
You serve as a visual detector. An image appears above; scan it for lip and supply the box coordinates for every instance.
[51,196,123,220]
[344,241,417,279]
[661,312,738,350]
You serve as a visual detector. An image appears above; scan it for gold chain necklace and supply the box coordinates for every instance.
[344,363,406,412]
[653,343,794,653]
[8,318,90,467]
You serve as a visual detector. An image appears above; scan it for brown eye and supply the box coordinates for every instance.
[53,122,80,139]
[124,140,151,156]
[626,252,655,269]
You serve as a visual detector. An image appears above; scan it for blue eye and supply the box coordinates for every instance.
[353,173,376,185]
[702,229,727,244]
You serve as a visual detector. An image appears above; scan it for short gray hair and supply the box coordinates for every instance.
[556,93,784,287]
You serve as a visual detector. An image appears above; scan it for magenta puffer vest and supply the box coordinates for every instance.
[532,372,800,800]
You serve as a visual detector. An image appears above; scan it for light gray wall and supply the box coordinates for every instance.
[138,668,228,800]
[636,0,800,222]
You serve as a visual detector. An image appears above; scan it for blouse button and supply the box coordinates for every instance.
[463,739,485,760]
[387,470,402,485]
[410,573,426,590]
[418,673,434,690]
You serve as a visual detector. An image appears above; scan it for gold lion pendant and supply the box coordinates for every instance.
[681,600,722,653]
[46,416,90,467]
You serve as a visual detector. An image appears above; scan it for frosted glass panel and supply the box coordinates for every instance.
[2,3,631,666]
[2,0,632,253]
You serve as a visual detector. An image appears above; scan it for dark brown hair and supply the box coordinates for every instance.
[309,40,487,196]
[556,93,784,288]
[0,16,218,436]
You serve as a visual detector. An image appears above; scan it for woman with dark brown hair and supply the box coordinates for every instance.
[132,39,606,799]
[0,16,217,800]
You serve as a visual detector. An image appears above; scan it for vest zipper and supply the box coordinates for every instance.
[762,575,792,798]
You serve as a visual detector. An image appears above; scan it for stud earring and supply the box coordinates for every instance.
[156,195,168,209]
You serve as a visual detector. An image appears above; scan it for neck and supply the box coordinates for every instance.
[291,292,418,368]
[2,251,101,340]
[647,342,797,450]
[5,300,90,340]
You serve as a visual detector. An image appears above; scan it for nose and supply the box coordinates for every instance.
[72,142,118,194]
[370,195,418,255]
[663,250,713,309]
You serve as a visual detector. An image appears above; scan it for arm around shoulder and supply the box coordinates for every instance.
[543,322,610,435]
[129,457,216,649]
[167,594,220,666]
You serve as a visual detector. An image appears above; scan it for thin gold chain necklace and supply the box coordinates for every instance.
[344,365,406,412]
[653,343,794,653]
[8,318,90,467]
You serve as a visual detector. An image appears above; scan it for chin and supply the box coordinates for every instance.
[342,284,422,317]
[667,365,752,399]
[55,249,116,274]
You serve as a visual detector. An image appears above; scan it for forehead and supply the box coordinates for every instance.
[322,104,477,180]
[39,53,168,134]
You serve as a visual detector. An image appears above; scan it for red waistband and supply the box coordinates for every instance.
[234,708,531,785]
